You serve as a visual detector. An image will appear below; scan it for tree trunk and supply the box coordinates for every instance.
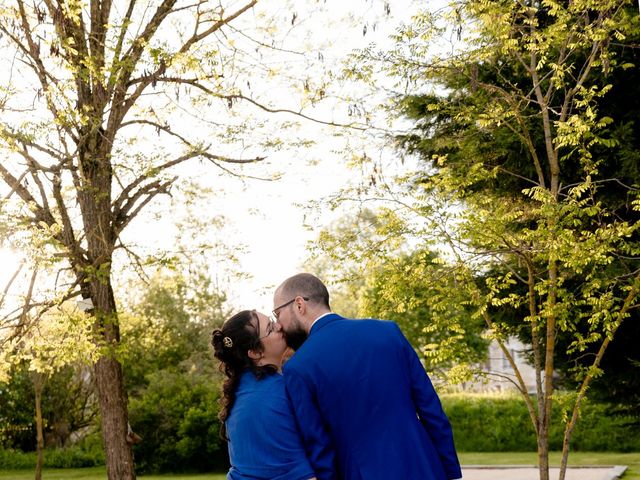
[537,435,550,480]
[73,124,135,479]
[33,373,45,480]
[90,280,136,480]
[94,355,135,480]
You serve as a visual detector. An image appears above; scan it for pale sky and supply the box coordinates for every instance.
[215,1,423,312]
[118,0,422,313]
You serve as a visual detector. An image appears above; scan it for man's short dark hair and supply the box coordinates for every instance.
[280,273,330,309]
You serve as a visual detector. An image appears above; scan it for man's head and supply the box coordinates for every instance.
[273,273,331,350]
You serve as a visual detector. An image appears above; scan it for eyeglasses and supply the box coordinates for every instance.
[259,316,276,340]
[272,296,309,320]
[251,310,277,340]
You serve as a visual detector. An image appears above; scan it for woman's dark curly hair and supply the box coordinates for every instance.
[211,310,277,440]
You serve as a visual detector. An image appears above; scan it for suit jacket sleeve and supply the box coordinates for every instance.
[284,367,337,480]
[397,324,462,480]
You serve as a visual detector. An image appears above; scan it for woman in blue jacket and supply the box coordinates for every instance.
[211,310,316,480]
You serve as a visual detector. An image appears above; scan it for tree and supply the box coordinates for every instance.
[0,1,289,477]
[1,305,96,479]
[0,265,230,473]
[357,248,488,376]
[0,363,37,452]
[393,0,640,417]
[346,1,640,479]
[310,208,487,378]
[121,266,228,393]
[120,268,229,473]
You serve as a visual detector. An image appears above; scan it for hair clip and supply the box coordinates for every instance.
[223,336,233,348]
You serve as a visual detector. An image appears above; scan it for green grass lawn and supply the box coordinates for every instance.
[1,452,638,479]
[0,468,227,480]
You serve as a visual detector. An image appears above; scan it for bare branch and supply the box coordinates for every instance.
[111,0,137,75]
[1,169,29,202]
[114,241,151,284]
[0,163,53,225]
[107,0,179,132]
[52,172,87,265]
[135,75,368,130]
[483,370,527,394]
[0,286,83,347]
[22,149,53,215]
[178,1,258,54]
[108,1,260,134]
[12,265,39,340]
[122,118,267,164]
[0,261,26,310]
[11,1,76,139]
[226,23,306,56]
[113,177,175,236]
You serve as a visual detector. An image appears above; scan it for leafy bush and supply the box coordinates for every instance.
[0,448,35,469]
[44,443,104,468]
[0,366,36,451]
[129,366,228,474]
[442,393,640,452]
[0,443,104,469]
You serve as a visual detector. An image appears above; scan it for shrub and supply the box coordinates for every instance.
[0,443,104,469]
[0,448,35,469]
[129,366,228,474]
[442,393,640,452]
[44,443,104,468]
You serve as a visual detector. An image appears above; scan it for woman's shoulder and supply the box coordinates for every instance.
[240,369,284,389]
[236,372,289,413]
[258,371,285,389]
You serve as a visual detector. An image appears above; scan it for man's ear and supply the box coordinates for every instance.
[296,296,307,314]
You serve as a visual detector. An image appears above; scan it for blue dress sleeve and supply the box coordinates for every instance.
[284,368,337,480]
[398,324,462,480]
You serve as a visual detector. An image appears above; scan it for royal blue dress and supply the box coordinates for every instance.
[225,370,314,480]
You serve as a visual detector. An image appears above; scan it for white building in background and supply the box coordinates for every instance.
[472,337,540,393]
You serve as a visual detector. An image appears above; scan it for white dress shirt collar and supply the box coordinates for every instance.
[310,311,333,330]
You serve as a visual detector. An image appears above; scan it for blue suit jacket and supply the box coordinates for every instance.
[283,314,462,480]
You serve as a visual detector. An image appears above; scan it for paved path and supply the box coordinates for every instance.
[461,465,628,480]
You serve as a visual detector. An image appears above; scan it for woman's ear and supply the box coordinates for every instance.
[248,349,263,361]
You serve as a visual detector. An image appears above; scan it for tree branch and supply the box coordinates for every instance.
[137,75,368,130]
[108,1,260,135]
[13,1,76,139]
[0,164,53,225]
[0,261,26,310]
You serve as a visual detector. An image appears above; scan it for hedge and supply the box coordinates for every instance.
[442,393,640,452]
[0,443,104,469]
[2,392,638,471]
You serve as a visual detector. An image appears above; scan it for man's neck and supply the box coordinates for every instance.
[308,310,332,331]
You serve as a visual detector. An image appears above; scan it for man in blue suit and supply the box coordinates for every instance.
[273,273,462,480]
